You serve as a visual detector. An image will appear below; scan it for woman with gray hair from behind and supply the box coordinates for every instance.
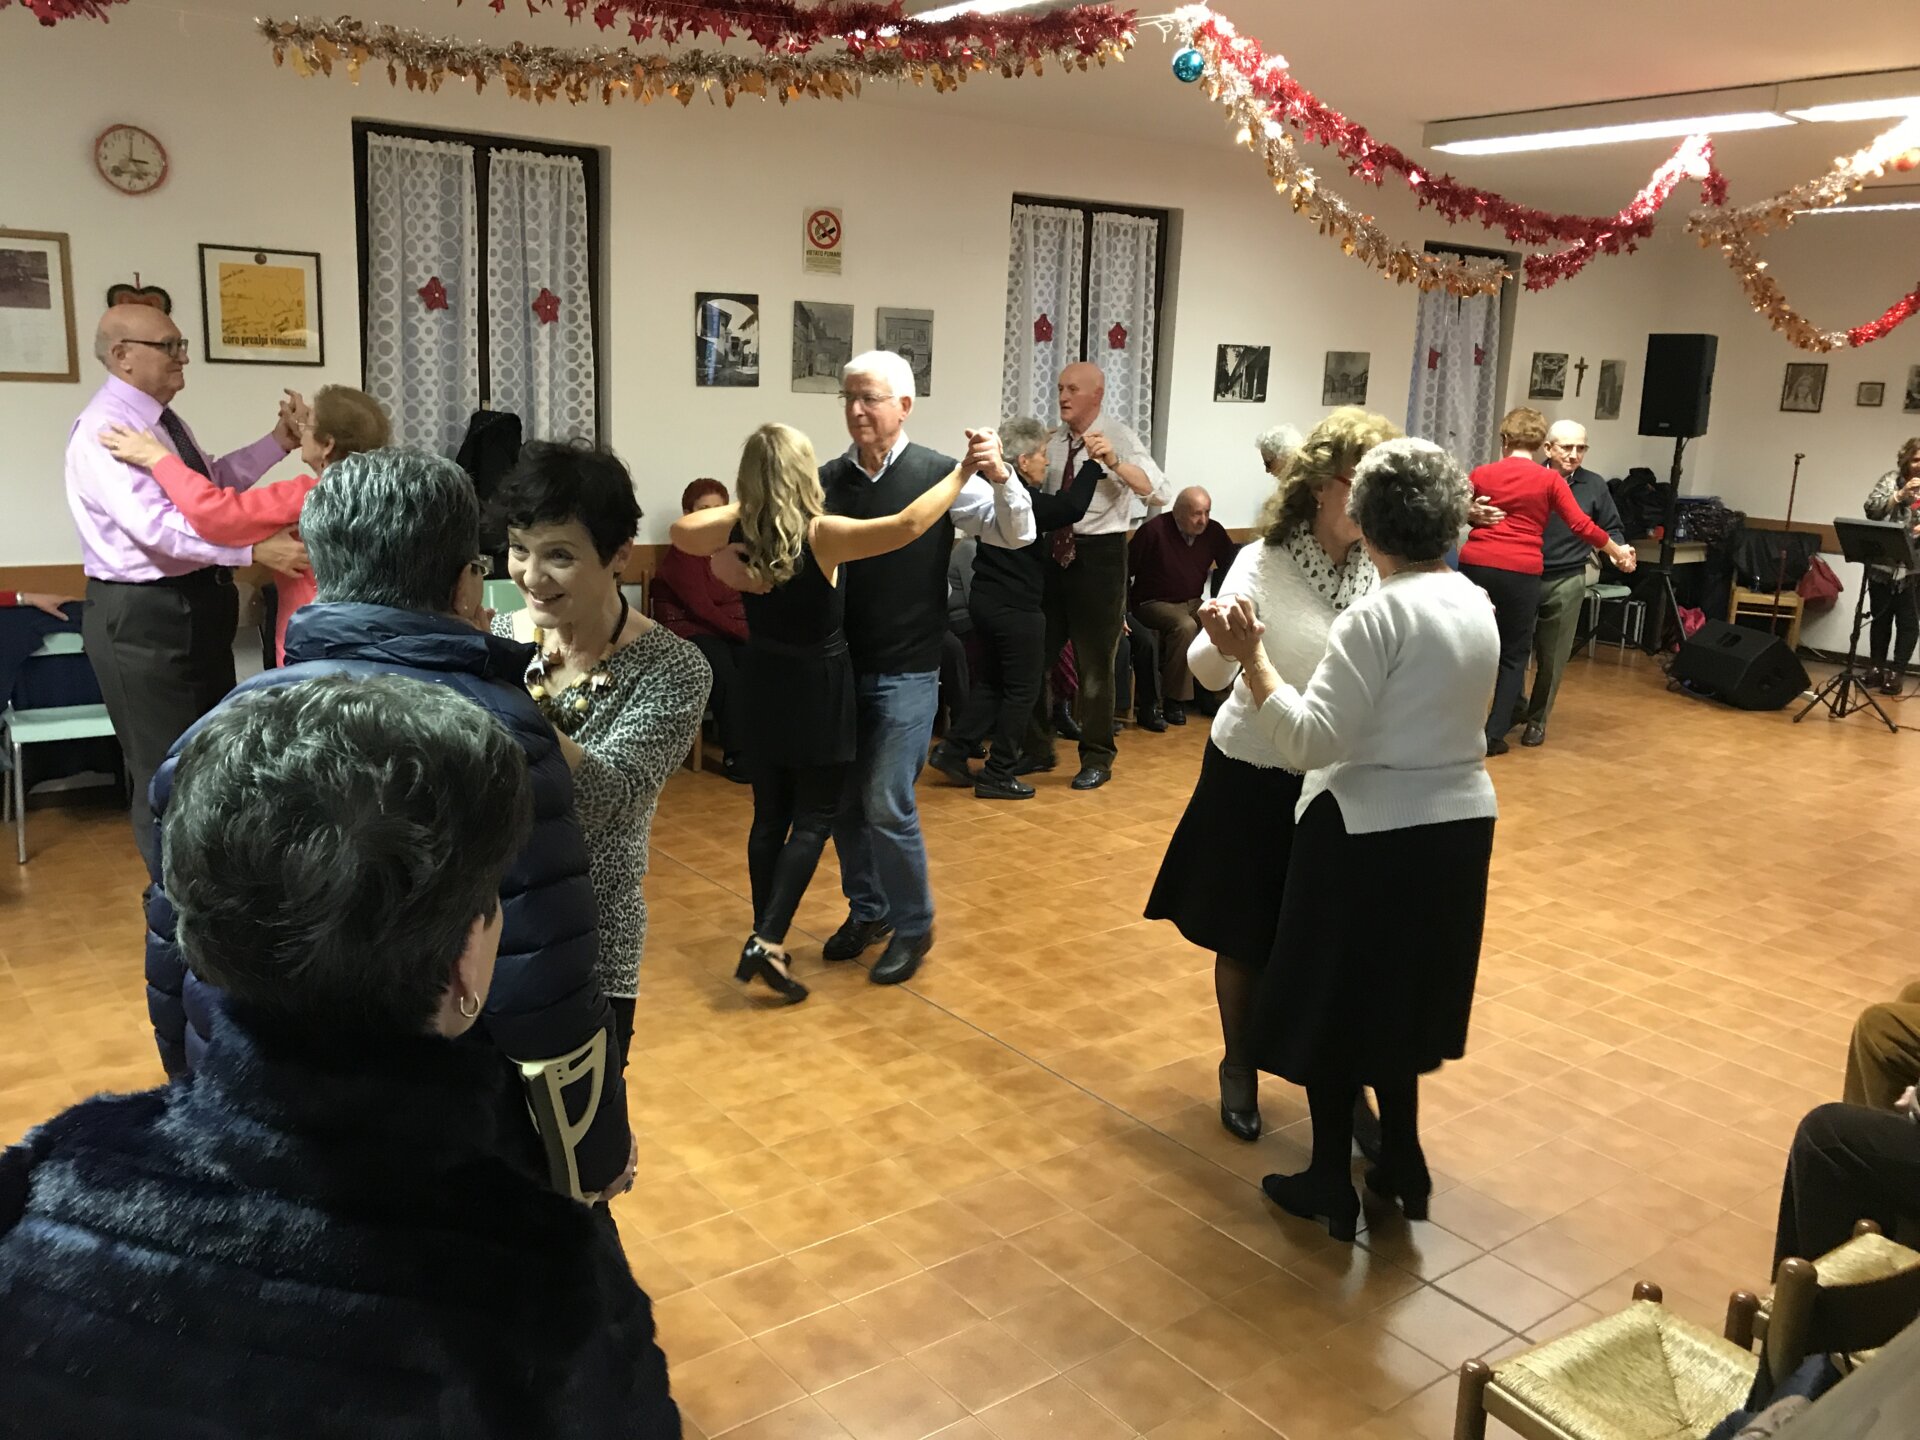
[1202,437,1500,1243]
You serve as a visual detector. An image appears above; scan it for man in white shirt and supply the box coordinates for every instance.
[1022,362,1172,790]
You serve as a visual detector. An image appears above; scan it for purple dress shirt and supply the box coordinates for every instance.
[65,375,286,583]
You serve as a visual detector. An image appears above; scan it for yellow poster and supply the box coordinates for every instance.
[218,263,308,351]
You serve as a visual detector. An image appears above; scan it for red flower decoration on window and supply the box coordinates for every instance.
[1107,322,1128,351]
[1473,344,1486,366]
[418,277,449,313]
[532,287,561,326]
[1034,313,1054,344]
[1426,346,1441,371]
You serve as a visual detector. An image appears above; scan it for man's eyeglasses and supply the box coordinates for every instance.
[122,337,190,359]
[1552,442,1590,454]
[840,391,897,409]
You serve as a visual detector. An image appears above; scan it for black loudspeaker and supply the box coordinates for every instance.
[1638,333,1718,438]
[1671,620,1809,711]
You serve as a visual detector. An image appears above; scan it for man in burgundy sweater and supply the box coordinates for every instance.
[1128,486,1238,725]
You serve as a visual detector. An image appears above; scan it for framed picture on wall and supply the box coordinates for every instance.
[877,308,934,396]
[695,292,760,387]
[198,245,323,365]
[1527,352,1567,399]
[792,301,853,395]
[1321,350,1369,405]
[1858,381,1886,408]
[1214,345,1270,403]
[1780,362,1827,413]
[1905,365,1920,413]
[0,228,79,383]
[1594,360,1625,420]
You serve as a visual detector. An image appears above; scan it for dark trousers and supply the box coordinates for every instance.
[608,996,636,1068]
[687,632,747,757]
[1867,576,1920,677]
[82,573,238,871]
[952,597,1045,782]
[752,762,850,944]
[1028,532,1126,768]
[938,629,970,734]
[1460,564,1542,748]
[1116,616,1160,717]
[1774,1102,1920,1270]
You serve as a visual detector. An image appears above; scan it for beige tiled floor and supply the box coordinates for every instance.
[3,647,1914,1438]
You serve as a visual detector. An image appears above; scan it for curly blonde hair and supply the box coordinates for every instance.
[736,423,826,588]
[1259,406,1402,545]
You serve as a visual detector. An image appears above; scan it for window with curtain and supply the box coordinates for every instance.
[354,123,603,453]
[1002,195,1168,447]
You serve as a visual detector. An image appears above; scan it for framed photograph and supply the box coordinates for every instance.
[1214,345,1271,403]
[695,292,760,388]
[792,301,853,395]
[1858,381,1886,408]
[876,308,933,396]
[0,228,79,383]
[1904,366,1920,413]
[1321,350,1369,406]
[198,245,323,365]
[1594,359,1626,421]
[1780,362,1827,414]
[1528,351,1568,400]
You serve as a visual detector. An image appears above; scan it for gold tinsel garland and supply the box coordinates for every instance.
[1177,17,1506,296]
[257,16,1130,106]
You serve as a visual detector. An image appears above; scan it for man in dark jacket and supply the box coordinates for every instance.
[142,448,632,1198]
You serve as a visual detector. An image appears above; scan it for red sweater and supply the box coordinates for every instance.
[151,454,317,663]
[1457,455,1610,576]
[1129,514,1239,607]
[651,544,748,643]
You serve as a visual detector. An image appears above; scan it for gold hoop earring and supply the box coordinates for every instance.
[458,992,480,1019]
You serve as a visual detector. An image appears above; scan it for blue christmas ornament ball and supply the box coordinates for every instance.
[1171,47,1205,83]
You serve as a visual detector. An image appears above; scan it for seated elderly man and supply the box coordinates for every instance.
[1128,485,1238,726]
[144,448,633,1202]
[0,676,677,1437]
[1848,981,1920,1110]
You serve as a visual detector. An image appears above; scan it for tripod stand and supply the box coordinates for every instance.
[1644,436,1690,658]
[1794,517,1915,732]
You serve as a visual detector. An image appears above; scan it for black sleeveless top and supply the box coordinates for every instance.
[738,532,856,768]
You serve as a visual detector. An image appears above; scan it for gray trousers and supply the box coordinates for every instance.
[1516,570,1590,729]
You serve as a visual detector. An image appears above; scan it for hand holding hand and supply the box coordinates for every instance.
[711,542,771,595]
[1608,541,1638,575]
[253,525,311,577]
[1082,431,1117,468]
[272,390,309,452]
[99,423,170,471]
[20,592,81,618]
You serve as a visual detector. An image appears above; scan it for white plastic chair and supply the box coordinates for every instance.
[2,632,118,864]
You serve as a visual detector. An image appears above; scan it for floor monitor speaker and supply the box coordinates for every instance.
[1671,619,1808,711]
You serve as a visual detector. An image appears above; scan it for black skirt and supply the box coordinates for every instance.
[1252,791,1495,1084]
[1145,741,1304,964]
[741,635,856,770]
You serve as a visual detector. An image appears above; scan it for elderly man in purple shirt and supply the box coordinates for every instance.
[66,302,308,868]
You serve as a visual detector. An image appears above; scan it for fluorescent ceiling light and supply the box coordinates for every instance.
[1780,70,1920,122]
[911,0,1039,19]
[1798,185,1920,216]
[1785,97,1920,123]
[1431,113,1790,155]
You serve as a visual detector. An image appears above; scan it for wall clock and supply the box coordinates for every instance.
[95,124,169,196]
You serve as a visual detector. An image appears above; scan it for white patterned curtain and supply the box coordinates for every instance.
[1087,212,1158,446]
[363,134,479,456]
[1000,202,1084,427]
[1405,288,1502,468]
[487,149,596,443]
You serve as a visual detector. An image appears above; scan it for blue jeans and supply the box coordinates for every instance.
[832,670,939,939]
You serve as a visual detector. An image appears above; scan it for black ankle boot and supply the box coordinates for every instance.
[1262,1169,1360,1242]
[1363,1151,1432,1221]
[1218,1061,1261,1142]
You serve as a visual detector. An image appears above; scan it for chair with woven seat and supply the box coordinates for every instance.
[1725,1221,1920,1355]
[2,632,119,865]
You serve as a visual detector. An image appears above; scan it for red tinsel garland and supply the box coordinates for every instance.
[479,0,1135,60]
[1846,282,1920,347]
[1522,137,1724,290]
[1,0,126,22]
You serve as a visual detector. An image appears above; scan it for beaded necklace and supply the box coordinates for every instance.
[526,594,629,734]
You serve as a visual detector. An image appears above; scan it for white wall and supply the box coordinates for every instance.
[4,0,1916,578]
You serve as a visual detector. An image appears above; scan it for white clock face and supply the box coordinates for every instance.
[96,125,167,195]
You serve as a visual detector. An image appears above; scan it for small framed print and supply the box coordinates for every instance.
[198,245,323,365]
[1857,381,1885,408]
[0,228,79,383]
[1780,362,1827,414]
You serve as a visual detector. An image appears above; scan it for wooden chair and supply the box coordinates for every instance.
[1725,1220,1920,1363]
[1728,585,1804,650]
[630,568,709,776]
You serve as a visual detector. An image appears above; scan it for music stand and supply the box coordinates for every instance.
[1794,517,1917,732]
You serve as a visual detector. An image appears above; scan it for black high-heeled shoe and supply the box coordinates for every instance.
[1262,1169,1360,1243]
[1363,1158,1432,1221]
[1218,1061,1261,1142]
[735,938,809,1005]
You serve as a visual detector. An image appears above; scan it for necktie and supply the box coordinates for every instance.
[1050,439,1083,568]
[158,408,214,479]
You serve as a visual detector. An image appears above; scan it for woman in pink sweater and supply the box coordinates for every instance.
[101,386,390,664]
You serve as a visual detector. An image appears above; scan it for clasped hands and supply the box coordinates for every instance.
[962,428,1009,483]
[1198,595,1265,665]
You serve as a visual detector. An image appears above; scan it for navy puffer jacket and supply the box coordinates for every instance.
[142,602,631,1195]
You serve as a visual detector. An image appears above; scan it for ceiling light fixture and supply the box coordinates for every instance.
[911,0,1043,21]
[1430,113,1790,156]
[1424,87,1792,155]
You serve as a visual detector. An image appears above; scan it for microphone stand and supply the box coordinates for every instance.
[1769,452,1804,637]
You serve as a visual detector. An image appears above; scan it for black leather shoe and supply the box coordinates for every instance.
[823,916,891,962]
[928,740,974,787]
[1052,702,1082,741]
[1070,765,1111,791]
[1164,701,1187,726]
[1136,704,1167,734]
[1486,736,1510,756]
[722,753,752,785]
[1012,754,1056,776]
[1219,1061,1261,1142]
[974,774,1035,800]
[870,931,931,985]
[1521,722,1546,747]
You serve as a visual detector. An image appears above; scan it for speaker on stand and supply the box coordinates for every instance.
[1637,333,1718,658]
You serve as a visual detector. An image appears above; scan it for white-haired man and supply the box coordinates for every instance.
[1023,362,1172,789]
[715,350,1032,985]
[1517,420,1631,746]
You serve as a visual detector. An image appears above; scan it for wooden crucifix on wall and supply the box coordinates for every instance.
[1573,356,1589,396]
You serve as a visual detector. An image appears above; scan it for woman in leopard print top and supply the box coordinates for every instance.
[494,443,712,1061]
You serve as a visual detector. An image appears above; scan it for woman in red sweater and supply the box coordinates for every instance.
[652,478,750,783]
[101,386,390,664]
[1458,407,1637,754]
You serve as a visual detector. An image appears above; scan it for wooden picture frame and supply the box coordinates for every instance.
[198,244,324,366]
[0,228,79,383]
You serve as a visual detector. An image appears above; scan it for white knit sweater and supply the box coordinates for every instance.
[1254,568,1501,834]
[1188,541,1342,771]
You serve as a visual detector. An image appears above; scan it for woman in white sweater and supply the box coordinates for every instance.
[1144,408,1400,1142]
[1203,437,1499,1242]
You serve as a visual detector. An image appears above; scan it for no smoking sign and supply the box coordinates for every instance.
[803,206,844,276]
